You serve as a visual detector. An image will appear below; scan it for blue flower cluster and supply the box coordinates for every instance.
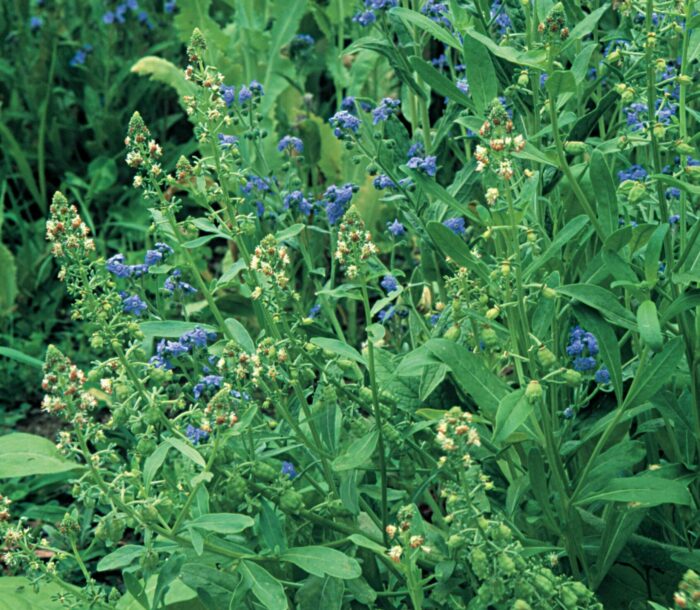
[69,44,94,67]
[353,0,399,27]
[490,0,512,36]
[219,81,264,107]
[617,164,648,182]
[289,34,315,59]
[106,242,174,279]
[241,174,275,218]
[566,326,610,383]
[120,292,147,316]
[380,274,399,293]
[372,98,401,125]
[443,217,465,235]
[283,190,313,216]
[218,133,239,149]
[625,99,677,132]
[163,269,196,295]
[102,0,156,29]
[329,110,361,138]
[278,135,304,154]
[421,0,452,28]
[407,155,437,177]
[30,16,43,31]
[323,183,356,225]
[186,425,209,445]
[150,327,217,369]
[193,374,223,399]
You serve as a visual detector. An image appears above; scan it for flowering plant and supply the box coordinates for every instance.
[2,1,700,608]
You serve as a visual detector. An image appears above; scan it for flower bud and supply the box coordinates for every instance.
[486,306,500,320]
[563,369,582,386]
[537,345,557,369]
[564,140,587,154]
[525,380,543,403]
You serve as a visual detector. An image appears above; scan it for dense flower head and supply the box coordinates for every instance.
[341,96,357,112]
[407,155,437,177]
[372,97,401,124]
[443,217,465,235]
[566,326,602,373]
[625,99,677,132]
[218,133,239,148]
[334,206,378,278]
[277,135,304,154]
[329,110,361,138]
[69,45,93,67]
[323,183,356,225]
[283,190,313,216]
[490,0,512,35]
[387,218,405,237]
[594,366,610,384]
[353,0,398,26]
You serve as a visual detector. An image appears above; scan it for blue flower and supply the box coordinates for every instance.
[407,142,425,158]
[69,49,88,67]
[281,461,297,479]
[122,293,147,316]
[164,0,177,14]
[456,79,469,94]
[164,269,197,295]
[329,110,361,138]
[323,183,355,225]
[563,406,574,419]
[308,304,321,319]
[30,15,43,30]
[666,188,681,200]
[387,218,405,237]
[381,274,399,293]
[115,3,128,22]
[249,80,264,96]
[353,10,377,26]
[617,164,648,182]
[103,11,115,24]
[218,133,239,148]
[341,96,357,112]
[407,155,437,176]
[127,0,139,10]
[238,86,252,103]
[443,217,465,235]
[430,313,441,326]
[180,326,217,349]
[144,242,173,267]
[278,135,304,153]
[378,306,396,323]
[669,214,681,224]
[490,0,511,35]
[283,190,313,216]
[539,73,549,87]
[373,175,396,190]
[573,356,597,372]
[186,425,209,445]
[595,366,610,384]
[372,98,400,124]
[193,375,223,399]
[106,254,132,278]
[220,85,235,107]
[422,0,451,28]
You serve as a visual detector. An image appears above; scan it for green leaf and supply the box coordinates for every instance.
[0,578,65,610]
[165,438,206,468]
[426,339,509,416]
[275,223,306,242]
[462,35,497,114]
[419,363,448,401]
[524,215,589,279]
[224,318,255,353]
[87,157,118,194]
[239,560,288,610]
[143,442,171,489]
[390,7,462,50]
[0,122,43,210]
[493,390,533,445]
[556,284,636,330]
[97,545,145,572]
[660,289,700,325]
[637,300,663,352]
[410,173,481,225]
[348,534,387,555]
[311,337,366,365]
[332,431,379,471]
[408,56,472,108]
[462,28,547,69]
[259,499,287,552]
[572,306,623,404]
[651,173,700,196]
[186,513,255,534]
[589,151,617,238]
[426,221,490,283]
[0,433,79,478]
[131,56,196,100]
[281,547,362,580]
[296,576,344,610]
[544,70,577,103]
[624,337,685,409]
[0,347,43,369]
[560,5,609,51]
[643,224,669,284]
[577,474,691,507]
[0,243,17,316]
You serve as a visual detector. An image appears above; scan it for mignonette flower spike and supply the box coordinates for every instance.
[334,206,378,280]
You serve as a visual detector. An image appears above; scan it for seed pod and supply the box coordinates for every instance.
[563,369,582,386]
[537,345,557,369]
[525,380,543,403]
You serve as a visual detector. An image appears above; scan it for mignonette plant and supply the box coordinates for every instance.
[1,0,700,609]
